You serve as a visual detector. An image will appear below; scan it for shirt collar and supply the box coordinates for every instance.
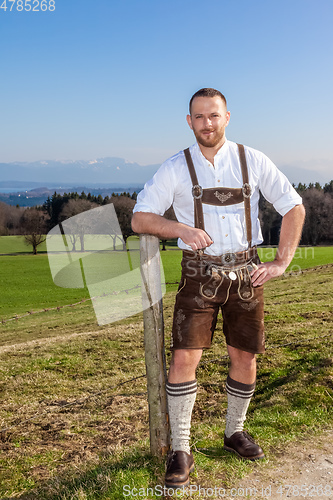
[192,138,229,166]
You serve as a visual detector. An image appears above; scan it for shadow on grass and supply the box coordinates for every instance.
[17,449,164,500]
[17,446,251,500]
[0,251,48,256]
[254,349,333,411]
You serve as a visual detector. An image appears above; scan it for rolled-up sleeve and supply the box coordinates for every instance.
[259,154,303,217]
[133,159,177,215]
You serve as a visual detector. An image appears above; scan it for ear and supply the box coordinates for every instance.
[225,111,231,126]
[186,114,193,130]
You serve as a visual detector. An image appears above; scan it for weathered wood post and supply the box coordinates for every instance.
[140,234,170,457]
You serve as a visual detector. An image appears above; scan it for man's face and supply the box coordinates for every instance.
[186,96,230,149]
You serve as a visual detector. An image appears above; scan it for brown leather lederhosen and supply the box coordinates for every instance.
[171,144,265,354]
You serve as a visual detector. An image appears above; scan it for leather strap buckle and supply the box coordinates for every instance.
[221,252,237,265]
[242,183,252,198]
[192,184,203,199]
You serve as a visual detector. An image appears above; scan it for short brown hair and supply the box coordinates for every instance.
[189,88,227,114]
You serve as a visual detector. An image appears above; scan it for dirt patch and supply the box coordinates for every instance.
[0,329,102,354]
[235,430,333,499]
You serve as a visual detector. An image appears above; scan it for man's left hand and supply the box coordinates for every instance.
[250,261,287,287]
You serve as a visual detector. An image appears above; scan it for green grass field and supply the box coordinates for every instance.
[0,235,48,254]
[0,236,332,321]
[0,236,332,498]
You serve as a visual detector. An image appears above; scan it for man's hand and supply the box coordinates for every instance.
[250,261,287,287]
[179,225,213,251]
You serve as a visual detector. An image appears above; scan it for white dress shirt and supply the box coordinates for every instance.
[133,139,303,256]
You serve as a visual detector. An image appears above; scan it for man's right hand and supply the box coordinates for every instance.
[178,225,213,251]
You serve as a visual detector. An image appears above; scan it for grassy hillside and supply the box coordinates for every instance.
[0,240,332,498]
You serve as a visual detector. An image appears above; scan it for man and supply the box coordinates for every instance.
[131,88,305,488]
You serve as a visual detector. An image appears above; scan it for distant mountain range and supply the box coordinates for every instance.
[0,157,161,206]
[1,155,331,187]
[0,157,160,186]
[0,155,331,207]
[0,185,145,208]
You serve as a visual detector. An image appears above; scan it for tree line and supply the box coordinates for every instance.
[0,181,332,254]
[260,181,333,246]
[0,191,137,254]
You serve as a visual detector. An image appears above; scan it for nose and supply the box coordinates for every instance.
[203,117,212,128]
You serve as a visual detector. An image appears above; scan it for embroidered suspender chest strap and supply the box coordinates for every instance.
[183,144,252,248]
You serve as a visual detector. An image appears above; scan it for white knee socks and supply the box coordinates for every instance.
[166,380,197,454]
[166,375,255,449]
[225,375,255,438]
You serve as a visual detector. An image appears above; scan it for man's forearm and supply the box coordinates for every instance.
[275,204,306,268]
[131,212,183,239]
[131,211,213,250]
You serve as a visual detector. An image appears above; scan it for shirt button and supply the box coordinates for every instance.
[222,216,225,219]
[217,179,221,183]
[225,234,228,237]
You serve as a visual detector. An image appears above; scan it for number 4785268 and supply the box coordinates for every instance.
[0,0,55,11]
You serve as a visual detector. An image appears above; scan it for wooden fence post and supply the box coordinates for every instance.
[140,234,170,457]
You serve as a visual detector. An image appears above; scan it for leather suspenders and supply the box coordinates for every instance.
[237,144,252,249]
[183,144,252,249]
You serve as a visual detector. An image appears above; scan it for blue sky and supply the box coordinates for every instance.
[0,0,332,182]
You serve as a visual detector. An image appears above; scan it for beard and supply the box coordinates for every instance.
[192,126,226,149]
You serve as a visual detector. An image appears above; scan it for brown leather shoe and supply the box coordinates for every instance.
[224,431,265,460]
[165,450,195,488]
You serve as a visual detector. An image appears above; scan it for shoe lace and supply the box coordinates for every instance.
[166,451,176,469]
[242,431,256,444]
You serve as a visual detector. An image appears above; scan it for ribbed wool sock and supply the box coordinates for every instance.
[225,375,256,438]
[166,379,197,454]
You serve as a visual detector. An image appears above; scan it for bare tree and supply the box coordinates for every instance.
[99,205,125,251]
[107,196,136,250]
[0,202,8,236]
[258,194,282,246]
[0,202,24,235]
[301,188,333,245]
[20,208,48,255]
[60,199,98,251]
